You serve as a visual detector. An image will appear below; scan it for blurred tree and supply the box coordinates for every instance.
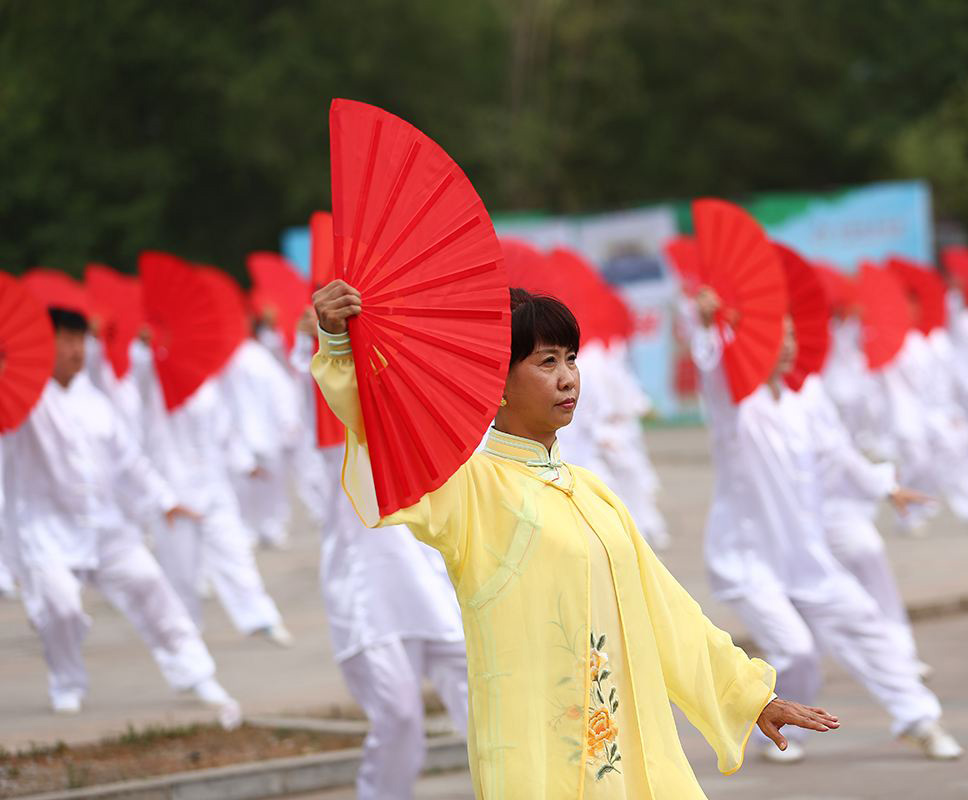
[1,0,967,276]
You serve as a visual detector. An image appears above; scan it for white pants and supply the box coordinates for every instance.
[824,515,918,662]
[340,637,468,800]
[233,456,292,548]
[728,571,941,739]
[0,551,16,595]
[153,491,282,635]
[17,531,216,705]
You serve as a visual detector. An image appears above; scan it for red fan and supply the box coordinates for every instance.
[664,236,703,294]
[500,240,633,345]
[310,211,335,291]
[773,244,831,390]
[692,199,787,403]
[0,273,56,432]
[195,266,250,358]
[857,263,912,370]
[941,246,968,303]
[310,209,348,449]
[247,252,309,353]
[501,238,551,289]
[85,265,144,379]
[501,238,572,313]
[21,268,90,315]
[886,257,947,334]
[813,263,858,315]
[140,252,239,410]
[329,98,510,516]
[547,247,634,344]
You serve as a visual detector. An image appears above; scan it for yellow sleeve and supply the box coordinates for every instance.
[310,327,471,574]
[634,536,776,774]
[583,472,776,775]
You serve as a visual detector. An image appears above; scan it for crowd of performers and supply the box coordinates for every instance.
[1,229,967,797]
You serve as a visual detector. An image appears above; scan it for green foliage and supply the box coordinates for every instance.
[2,0,968,276]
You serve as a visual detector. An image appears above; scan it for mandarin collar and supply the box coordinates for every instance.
[484,427,563,470]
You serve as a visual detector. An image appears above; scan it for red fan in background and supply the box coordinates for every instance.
[856,263,912,370]
[547,247,635,345]
[941,246,968,303]
[692,199,787,403]
[85,265,144,379]
[195,266,250,360]
[500,238,551,294]
[247,252,309,353]
[664,236,702,294]
[886,257,947,334]
[310,210,347,449]
[813,263,858,316]
[21,268,90,316]
[0,273,56,432]
[773,244,831,391]
[329,98,510,516]
[310,211,335,291]
[140,252,237,410]
[500,240,634,346]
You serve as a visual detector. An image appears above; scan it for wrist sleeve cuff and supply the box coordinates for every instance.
[316,325,352,359]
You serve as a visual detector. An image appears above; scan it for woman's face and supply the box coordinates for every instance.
[502,342,580,435]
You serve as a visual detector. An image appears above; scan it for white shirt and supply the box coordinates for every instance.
[693,325,850,601]
[798,375,896,527]
[219,338,302,469]
[133,356,252,512]
[3,374,176,571]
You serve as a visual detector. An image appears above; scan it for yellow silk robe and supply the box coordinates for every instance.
[312,329,776,799]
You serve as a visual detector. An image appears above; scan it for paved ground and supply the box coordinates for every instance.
[1,425,966,796]
[303,613,968,799]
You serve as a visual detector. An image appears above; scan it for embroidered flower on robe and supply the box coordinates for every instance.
[587,631,622,779]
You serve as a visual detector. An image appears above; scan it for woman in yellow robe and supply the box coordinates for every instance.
[311,282,839,799]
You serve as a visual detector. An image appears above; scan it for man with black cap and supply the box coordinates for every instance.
[2,305,241,726]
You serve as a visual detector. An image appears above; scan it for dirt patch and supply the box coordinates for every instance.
[0,722,364,798]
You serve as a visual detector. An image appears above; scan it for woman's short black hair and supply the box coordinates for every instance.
[48,307,89,333]
[509,288,580,366]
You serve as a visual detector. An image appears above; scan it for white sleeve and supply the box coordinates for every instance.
[108,410,178,521]
[805,382,897,502]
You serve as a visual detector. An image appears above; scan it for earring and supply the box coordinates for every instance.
[500,397,507,407]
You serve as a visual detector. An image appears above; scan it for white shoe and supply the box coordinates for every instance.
[51,693,83,715]
[190,677,231,706]
[761,740,805,763]
[255,624,293,648]
[217,698,243,731]
[901,720,964,760]
[916,661,935,682]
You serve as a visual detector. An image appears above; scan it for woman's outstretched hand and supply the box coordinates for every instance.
[312,280,362,334]
[757,698,839,752]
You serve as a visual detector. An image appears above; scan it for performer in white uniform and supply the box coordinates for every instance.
[293,322,469,800]
[821,315,890,460]
[598,341,670,549]
[798,374,929,674]
[947,287,968,410]
[222,336,301,549]
[0,438,17,598]
[690,292,960,762]
[882,328,968,522]
[2,308,240,725]
[131,344,292,646]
